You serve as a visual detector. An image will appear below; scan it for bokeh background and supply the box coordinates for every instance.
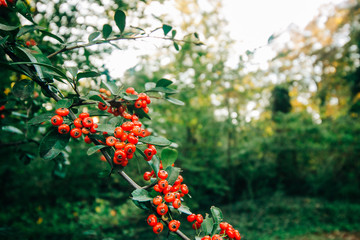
[1,0,360,239]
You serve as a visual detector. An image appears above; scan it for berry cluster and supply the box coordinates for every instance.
[0,105,5,119]
[25,39,37,47]
[187,213,204,230]
[201,222,241,240]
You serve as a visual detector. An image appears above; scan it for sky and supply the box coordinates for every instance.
[105,0,345,78]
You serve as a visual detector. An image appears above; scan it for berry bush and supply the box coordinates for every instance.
[0,1,243,239]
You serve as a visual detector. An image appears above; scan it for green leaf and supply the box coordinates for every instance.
[156,78,173,87]
[134,107,151,120]
[148,154,160,174]
[102,24,112,39]
[39,128,70,160]
[77,71,101,81]
[161,148,178,169]
[145,82,156,90]
[173,42,180,51]
[17,25,45,37]
[162,24,172,36]
[177,204,192,215]
[88,94,106,105]
[16,0,34,23]
[171,30,177,39]
[96,124,115,133]
[131,188,152,202]
[12,80,34,99]
[2,126,23,135]
[87,145,107,155]
[121,93,139,101]
[55,99,73,109]
[166,166,180,185]
[201,215,214,235]
[132,199,151,210]
[140,136,171,146]
[67,67,78,78]
[0,23,19,31]
[194,32,199,39]
[210,206,223,224]
[10,61,69,81]
[165,96,185,106]
[114,10,126,33]
[28,112,54,125]
[146,86,178,94]
[0,35,9,45]
[101,80,119,95]
[39,30,64,43]
[88,31,101,42]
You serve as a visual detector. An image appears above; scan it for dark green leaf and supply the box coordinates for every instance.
[55,99,73,109]
[39,128,70,160]
[28,112,54,125]
[172,30,177,39]
[114,10,126,33]
[12,80,34,99]
[161,148,178,169]
[88,31,101,42]
[87,145,107,155]
[10,61,69,81]
[145,82,156,90]
[0,35,9,45]
[132,199,151,210]
[162,24,172,36]
[134,107,151,120]
[96,124,115,133]
[146,86,177,94]
[121,93,139,101]
[0,23,19,31]
[140,136,171,146]
[194,32,199,39]
[165,96,185,106]
[77,71,101,81]
[17,25,45,37]
[165,166,180,185]
[102,24,112,39]
[131,188,152,202]
[16,0,34,23]
[173,42,180,51]
[39,30,64,43]
[201,215,214,235]
[102,80,119,95]
[2,126,23,135]
[88,94,106,105]
[156,78,173,87]
[108,117,123,127]
[148,154,160,174]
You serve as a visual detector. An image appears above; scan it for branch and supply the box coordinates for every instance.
[47,35,201,58]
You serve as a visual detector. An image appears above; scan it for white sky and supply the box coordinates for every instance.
[105,0,345,78]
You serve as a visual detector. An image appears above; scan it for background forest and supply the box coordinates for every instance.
[0,0,360,239]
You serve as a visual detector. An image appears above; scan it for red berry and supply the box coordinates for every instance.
[158,170,168,180]
[51,115,63,126]
[172,198,181,209]
[134,100,142,108]
[143,171,152,181]
[156,203,168,216]
[180,184,189,194]
[192,221,201,230]
[234,230,241,240]
[127,134,138,144]
[120,132,128,142]
[153,196,162,205]
[158,179,168,190]
[84,135,92,144]
[79,112,89,119]
[144,148,154,158]
[90,123,98,133]
[152,222,163,234]
[114,127,123,138]
[143,106,149,113]
[58,124,70,134]
[154,184,162,192]
[196,214,203,224]
[173,192,181,200]
[121,121,134,131]
[82,117,93,128]
[212,235,223,240]
[70,128,82,138]
[82,127,90,135]
[122,112,132,119]
[74,118,83,128]
[131,114,139,122]
[131,126,142,136]
[55,108,69,116]
[164,192,175,203]
[98,102,108,111]
[106,136,116,146]
[162,185,172,194]
[168,220,180,232]
[124,143,136,155]
[114,150,126,164]
[187,214,196,222]
[126,87,135,94]
[147,214,157,227]
[138,93,147,100]
[115,141,125,149]
[201,236,211,240]
[219,222,229,230]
